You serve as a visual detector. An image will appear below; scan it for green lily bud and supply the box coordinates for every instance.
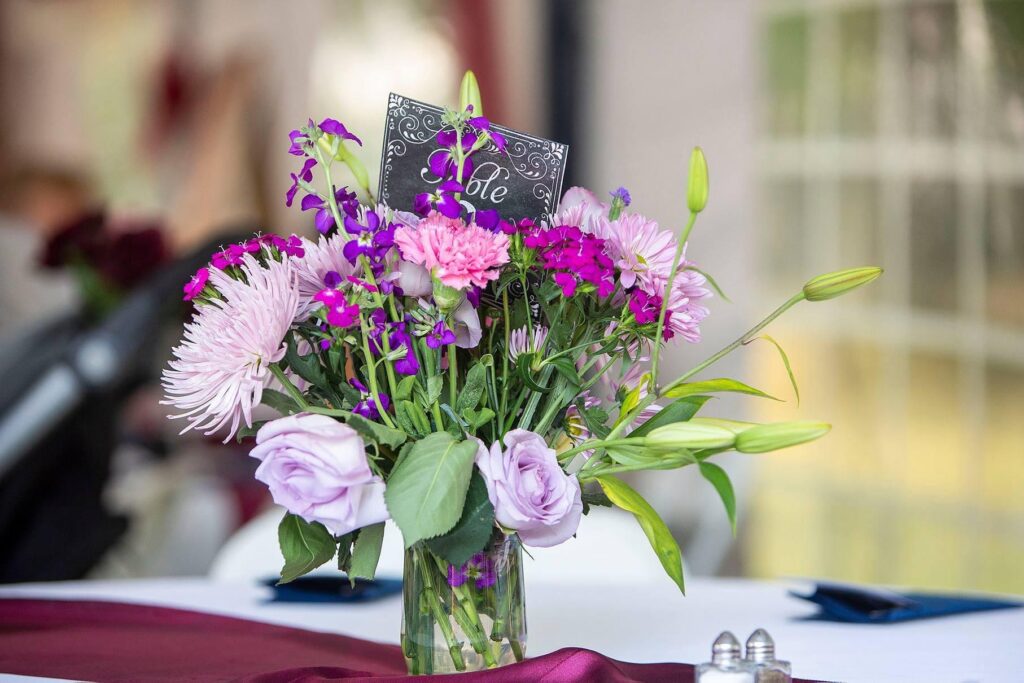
[459,70,483,116]
[802,267,882,302]
[734,421,830,454]
[687,147,709,214]
[645,421,736,451]
[318,136,372,197]
[688,417,756,434]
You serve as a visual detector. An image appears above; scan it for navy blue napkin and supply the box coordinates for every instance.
[791,581,1021,623]
[262,576,403,603]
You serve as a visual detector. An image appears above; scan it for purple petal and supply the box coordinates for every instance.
[436,193,462,218]
[315,208,335,234]
[301,194,325,211]
[475,209,500,231]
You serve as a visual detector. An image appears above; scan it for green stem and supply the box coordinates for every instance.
[447,344,459,409]
[415,548,466,672]
[358,312,397,429]
[649,211,698,394]
[499,291,511,425]
[556,437,644,463]
[269,364,309,410]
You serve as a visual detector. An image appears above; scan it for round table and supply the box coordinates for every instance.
[0,576,1018,682]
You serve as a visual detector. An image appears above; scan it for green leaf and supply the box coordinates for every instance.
[686,266,731,303]
[546,356,581,387]
[597,476,685,594]
[261,388,300,416]
[337,531,355,573]
[581,488,613,510]
[277,513,337,585]
[385,432,479,547]
[516,353,551,393]
[663,378,777,401]
[285,333,328,388]
[628,396,711,438]
[395,375,417,401]
[425,470,495,566]
[346,413,407,449]
[464,407,495,430]
[235,420,268,442]
[749,335,800,405]
[348,522,386,580]
[425,376,444,406]
[456,362,487,413]
[698,461,737,536]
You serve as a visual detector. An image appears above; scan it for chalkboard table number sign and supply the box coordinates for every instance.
[377,93,569,223]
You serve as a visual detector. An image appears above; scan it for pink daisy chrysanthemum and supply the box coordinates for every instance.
[162,252,300,442]
[508,325,548,362]
[393,211,509,290]
[603,213,677,292]
[662,267,712,344]
[293,232,358,320]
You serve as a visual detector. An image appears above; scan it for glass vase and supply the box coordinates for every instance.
[401,533,526,674]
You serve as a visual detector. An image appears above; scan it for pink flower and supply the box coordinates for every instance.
[508,325,548,361]
[162,253,300,442]
[293,233,358,321]
[250,413,388,536]
[475,430,583,547]
[604,213,676,291]
[552,186,609,234]
[662,266,711,343]
[183,267,209,301]
[394,211,509,290]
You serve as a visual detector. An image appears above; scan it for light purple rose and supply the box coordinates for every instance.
[475,429,583,547]
[250,413,389,536]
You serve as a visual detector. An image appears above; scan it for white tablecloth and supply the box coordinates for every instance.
[0,576,1019,682]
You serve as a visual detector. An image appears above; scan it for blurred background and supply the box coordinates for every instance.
[0,0,1021,594]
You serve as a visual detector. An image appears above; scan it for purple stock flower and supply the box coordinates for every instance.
[286,158,317,207]
[414,180,464,219]
[342,210,395,266]
[302,187,359,234]
[610,186,632,207]
[287,120,315,156]
[323,270,343,288]
[425,320,457,349]
[319,118,362,146]
[474,208,500,232]
[466,115,507,153]
[389,323,420,375]
[427,148,474,183]
[350,378,390,420]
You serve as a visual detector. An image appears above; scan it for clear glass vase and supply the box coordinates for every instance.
[401,533,526,674]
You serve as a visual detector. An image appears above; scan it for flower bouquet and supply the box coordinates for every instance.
[162,71,880,674]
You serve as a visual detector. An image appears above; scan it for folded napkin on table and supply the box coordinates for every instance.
[792,580,1021,624]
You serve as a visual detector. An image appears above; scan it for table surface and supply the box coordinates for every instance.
[0,576,1019,683]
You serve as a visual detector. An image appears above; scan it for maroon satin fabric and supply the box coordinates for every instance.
[0,598,823,682]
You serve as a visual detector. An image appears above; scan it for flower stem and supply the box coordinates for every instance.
[268,364,309,410]
[649,211,698,394]
[415,548,466,672]
[447,343,459,410]
[358,311,397,429]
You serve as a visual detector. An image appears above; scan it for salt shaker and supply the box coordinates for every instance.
[696,631,755,682]
[744,629,791,683]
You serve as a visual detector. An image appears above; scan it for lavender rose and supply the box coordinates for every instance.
[476,429,583,547]
[250,413,389,536]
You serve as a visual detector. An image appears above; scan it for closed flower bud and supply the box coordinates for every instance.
[687,147,709,214]
[645,421,736,451]
[460,70,483,116]
[432,277,464,314]
[734,421,830,454]
[688,417,755,434]
[802,267,882,302]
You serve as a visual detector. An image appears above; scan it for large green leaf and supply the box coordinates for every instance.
[345,413,407,449]
[284,333,328,388]
[663,378,777,401]
[750,335,800,405]
[385,432,479,547]
[629,396,711,438]
[698,461,737,535]
[597,476,685,594]
[425,470,495,566]
[348,523,386,580]
[277,513,337,585]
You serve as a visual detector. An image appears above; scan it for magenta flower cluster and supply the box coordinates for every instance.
[521,223,615,298]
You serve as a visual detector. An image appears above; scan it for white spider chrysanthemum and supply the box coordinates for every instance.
[293,232,357,320]
[162,253,300,442]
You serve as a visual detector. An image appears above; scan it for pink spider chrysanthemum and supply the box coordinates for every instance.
[293,232,358,320]
[162,252,300,442]
[394,211,509,290]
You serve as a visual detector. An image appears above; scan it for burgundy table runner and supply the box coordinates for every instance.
[0,598,822,682]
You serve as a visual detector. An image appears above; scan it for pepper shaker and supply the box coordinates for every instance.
[744,629,791,683]
[696,631,755,682]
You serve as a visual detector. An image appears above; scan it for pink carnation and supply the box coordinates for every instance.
[393,211,509,290]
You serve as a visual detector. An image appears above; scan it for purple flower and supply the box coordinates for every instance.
[183,267,209,301]
[474,209,500,232]
[319,118,362,146]
[211,244,245,270]
[286,158,317,207]
[610,186,632,207]
[413,180,464,219]
[343,209,395,266]
[475,430,583,548]
[389,324,420,375]
[446,553,496,589]
[323,270,343,288]
[314,289,359,328]
[628,289,662,325]
[287,121,315,156]
[466,116,507,153]
[302,187,359,234]
[350,378,390,420]
[262,234,305,258]
[425,320,457,349]
[428,148,474,183]
[250,414,388,536]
